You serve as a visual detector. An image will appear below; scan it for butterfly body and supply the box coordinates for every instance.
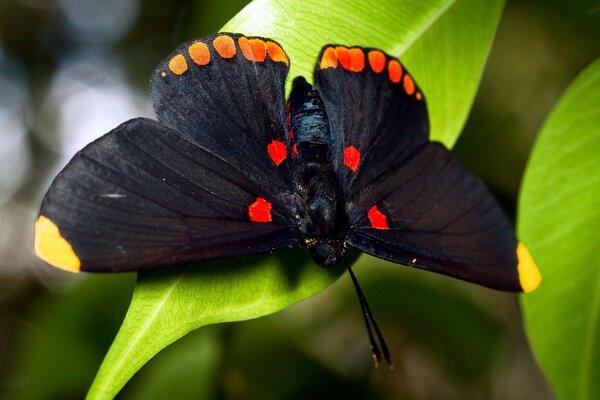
[288,76,349,266]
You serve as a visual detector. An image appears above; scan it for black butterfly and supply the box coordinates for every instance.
[34,33,540,367]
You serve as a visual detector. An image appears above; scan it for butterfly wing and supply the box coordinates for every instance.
[151,33,296,195]
[35,34,301,273]
[314,45,428,198]
[313,46,540,292]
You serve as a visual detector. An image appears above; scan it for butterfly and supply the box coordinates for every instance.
[34,33,541,367]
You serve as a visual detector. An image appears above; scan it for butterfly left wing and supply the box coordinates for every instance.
[346,142,540,292]
[34,118,298,273]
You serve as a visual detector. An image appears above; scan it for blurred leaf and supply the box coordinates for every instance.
[88,0,505,397]
[6,275,134,400]
[361,262,504,385]
[518,57,600,400]
[223,319,372,400]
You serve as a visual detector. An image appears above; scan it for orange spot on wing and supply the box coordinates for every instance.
[168,54,188,75]
[188,42,210,66]
[266,41,288,65]
[416,92,423,101]
[160,71,167,77]
[349,48,365,72]
[343,145,361,172]
[213,35,236,58]
[368,50,386,73]
[267,140,287,166]
[367,205,389,230]
[248,197,272,223]
[34,215,81,272]
[517,243,541,292]
[320,47,338,69]
[292,143,298,158]
[404,74,415,95]
[239,37,267,62]
[388,60,402,83]
[336,46,351,70]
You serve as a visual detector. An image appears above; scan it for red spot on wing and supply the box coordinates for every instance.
[248,198,272,223]
[267,140,287,166]
[343,146,361,172]
[404,74,415,95]
[368,50,386,73]
[388,60,402,83]
[238,37,267,62]
[292,144,298,158]
[349,48,365,72]
[368,205,389,230]
[336,46,351,70]
[288,128,294,139]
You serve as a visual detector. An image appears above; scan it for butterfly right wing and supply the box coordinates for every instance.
[34,118,298,273]
[346,142,540,292]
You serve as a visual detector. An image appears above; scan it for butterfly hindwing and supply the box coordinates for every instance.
[347,142,522,291]
[314,45,428,197]
[150,33,295,197]
[34,118,298,272]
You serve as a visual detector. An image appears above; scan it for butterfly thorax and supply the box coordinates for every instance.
[288,77,349,267]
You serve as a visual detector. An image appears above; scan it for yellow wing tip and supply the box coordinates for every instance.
[34,215,81,273]
[517,242,541,293]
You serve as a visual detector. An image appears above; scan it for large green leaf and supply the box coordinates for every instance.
[88,0,505,398]
[519,58,600,400]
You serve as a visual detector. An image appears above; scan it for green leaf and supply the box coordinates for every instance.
[88,0,505,397]
[518,57,600,400]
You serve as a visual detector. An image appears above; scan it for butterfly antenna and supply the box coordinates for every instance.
[345,260,393,369]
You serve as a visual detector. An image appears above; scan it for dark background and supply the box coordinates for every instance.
[0,0,598,398]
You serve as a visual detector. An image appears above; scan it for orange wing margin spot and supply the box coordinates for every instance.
[239,37,267,62]
[213,35,236,58]
[267,140,287,166]
[388,60,402,83]
[343,145,361,172]
[168,54,188,75]
[188,42,210,66]
[416,92,423,101]
[266,41,288,65]
[160,71,167,77]
[368,50,386,73]
[336,46,351,70]
[348,48,365,72]
[248,198,272,223]
[403,74,415,95]
[34,215,81,272]
[367,205,389,230]
[320,47,338,69]
[517,243,541,293]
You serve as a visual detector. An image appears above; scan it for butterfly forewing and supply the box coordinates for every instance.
[151,33,296,197]
[314,45,429,197]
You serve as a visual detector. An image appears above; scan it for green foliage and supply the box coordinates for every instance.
[87,0,505,397]
[519,58,600,400]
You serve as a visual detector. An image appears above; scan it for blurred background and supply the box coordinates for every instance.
[0,0,598,398]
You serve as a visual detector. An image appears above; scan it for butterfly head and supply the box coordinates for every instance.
[306,238,346,267]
